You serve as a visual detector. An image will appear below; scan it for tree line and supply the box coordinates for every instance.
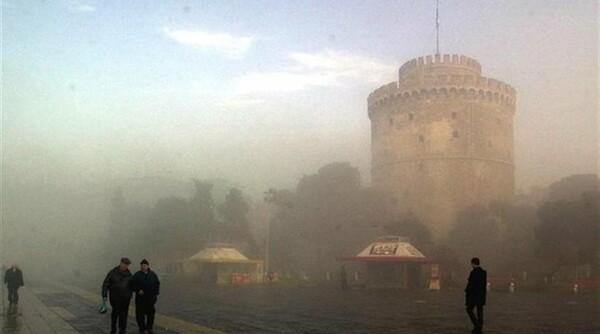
[107,180,258,266]
[107,164,598,285]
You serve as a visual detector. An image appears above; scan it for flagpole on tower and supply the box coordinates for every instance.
[436,0,440,55]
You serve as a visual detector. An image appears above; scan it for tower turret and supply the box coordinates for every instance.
[368,54,516,239]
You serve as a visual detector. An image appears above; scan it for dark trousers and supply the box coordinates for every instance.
[110,299,131,334]
[7,287,19,304]
[466,304,484,330]
[135,296,156,331]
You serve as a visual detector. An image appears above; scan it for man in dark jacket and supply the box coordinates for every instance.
[465,257,487,333]
[4,264,24,305]
[103,257,136,334]
[133,259,160,334]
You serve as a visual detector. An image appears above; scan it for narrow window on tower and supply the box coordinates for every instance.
[452,112,457,119]
[453,130,459,138]
[389,118,394,126]
[409,113,414,121]
[419,135,424,143]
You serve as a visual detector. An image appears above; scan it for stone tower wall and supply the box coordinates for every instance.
[368,54,516,239]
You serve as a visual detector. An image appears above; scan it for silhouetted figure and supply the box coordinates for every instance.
[102,257,135,334]
[133,259,160,334]
[465,257,487,333]
[4,264,24,305]
[340,265,348,290]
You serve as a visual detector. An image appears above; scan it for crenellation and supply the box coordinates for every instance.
[399,54,482,81]
[369,86,516,110]
[487,78,499,89]
[371,58,516,111]
[368,82,398,101]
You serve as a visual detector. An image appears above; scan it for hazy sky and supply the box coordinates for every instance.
[3,0,598,195]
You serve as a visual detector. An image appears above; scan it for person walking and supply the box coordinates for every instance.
[465,257,487,333]
[133,259,160,334]
[102,258,135,334]
[4,264,24,306]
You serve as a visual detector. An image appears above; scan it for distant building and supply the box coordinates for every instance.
[368,54,516,239]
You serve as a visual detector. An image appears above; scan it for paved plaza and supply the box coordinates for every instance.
[0,283,223,334]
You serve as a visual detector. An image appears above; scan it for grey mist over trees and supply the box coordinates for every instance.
[535,186,599,278]
[264,170,598,284]
[265,162,389,277]
[1,146,596,286]
[106,180,259,267]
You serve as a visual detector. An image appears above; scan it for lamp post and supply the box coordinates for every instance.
[265,208,270,276]
[263,189,277,279]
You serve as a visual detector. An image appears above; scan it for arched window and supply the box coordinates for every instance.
[453,130,459,138]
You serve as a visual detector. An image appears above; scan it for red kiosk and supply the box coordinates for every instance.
[338,236,431,289]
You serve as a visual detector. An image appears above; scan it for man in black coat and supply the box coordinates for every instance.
[465,257,487,333]
[102,257,136,334]
[133,259,160,334]
[4,264,24,305]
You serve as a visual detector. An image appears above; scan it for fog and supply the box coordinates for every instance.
[1,0,598,288]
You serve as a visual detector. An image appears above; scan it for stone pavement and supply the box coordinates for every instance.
[0,283,225,333]
[0,286,78,333]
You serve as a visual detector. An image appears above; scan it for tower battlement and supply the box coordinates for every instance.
[368,74,516,113]
[368,55,516,114]
[399,54,482,80]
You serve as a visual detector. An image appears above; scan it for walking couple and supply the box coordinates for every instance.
[102,257,160,334]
